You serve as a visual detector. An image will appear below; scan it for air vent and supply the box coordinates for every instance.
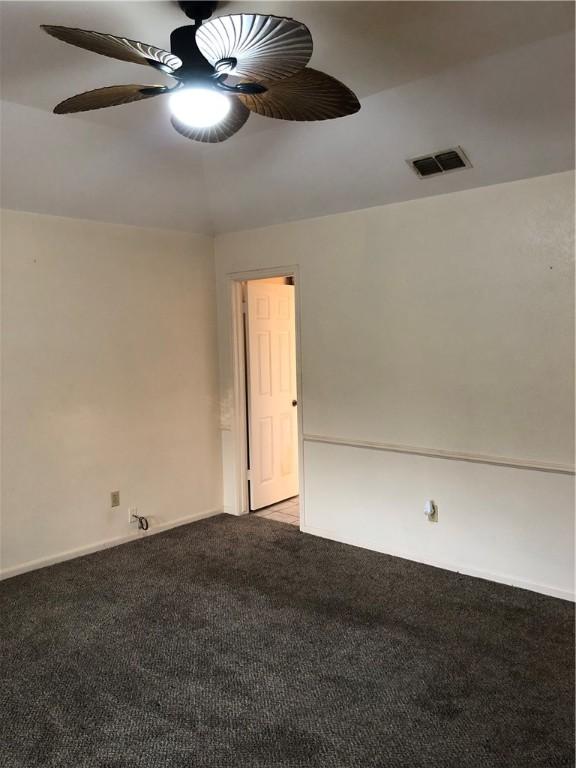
[408,146,471,178]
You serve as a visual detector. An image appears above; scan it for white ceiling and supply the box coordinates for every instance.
[1,1,574,234]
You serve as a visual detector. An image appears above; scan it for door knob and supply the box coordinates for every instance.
[292,400,298,407]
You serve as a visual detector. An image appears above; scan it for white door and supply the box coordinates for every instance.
[246,281,299,510]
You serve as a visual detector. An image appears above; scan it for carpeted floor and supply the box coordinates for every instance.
[0,515,573,768]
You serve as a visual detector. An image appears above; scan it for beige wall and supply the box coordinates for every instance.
[215,172,575,599]
[1,210,222,575]
[1,173,573,598]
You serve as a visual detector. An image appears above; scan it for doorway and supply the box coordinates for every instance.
[229,268,303,528]
[244,277,299,524]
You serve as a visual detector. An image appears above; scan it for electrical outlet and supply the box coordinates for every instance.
[111,491,120,508]
[128,507,138,525]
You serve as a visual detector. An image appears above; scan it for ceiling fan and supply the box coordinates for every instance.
[41,1,361,143]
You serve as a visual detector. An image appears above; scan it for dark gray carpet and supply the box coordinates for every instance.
[0,515,573,768]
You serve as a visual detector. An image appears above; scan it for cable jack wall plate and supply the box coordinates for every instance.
[424,500,438,522]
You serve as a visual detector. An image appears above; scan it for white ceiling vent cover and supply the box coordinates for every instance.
[408,146,472,178]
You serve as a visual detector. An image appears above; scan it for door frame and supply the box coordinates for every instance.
[227,265,305,525]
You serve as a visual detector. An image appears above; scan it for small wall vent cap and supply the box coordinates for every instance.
[408,146,472,178]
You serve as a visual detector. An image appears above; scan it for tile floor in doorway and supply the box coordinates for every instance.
[253,496,299,526]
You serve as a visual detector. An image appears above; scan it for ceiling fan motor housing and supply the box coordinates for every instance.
[173,0,220,83]
[170,25,214,80]
[169,25,264,95]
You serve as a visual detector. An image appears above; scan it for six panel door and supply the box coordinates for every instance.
[246,281,299,510]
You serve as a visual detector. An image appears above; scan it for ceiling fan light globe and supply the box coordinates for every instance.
[169,88,230,128]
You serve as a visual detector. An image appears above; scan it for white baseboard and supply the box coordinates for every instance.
[4,511,571,602]
[300,523,575,602]
[0,508,222,581]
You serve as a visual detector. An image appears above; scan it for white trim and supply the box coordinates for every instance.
[300,523,575,602]
[223,503,244,516]
[230,280,249,516]
[304,434,575,476]
[226,266,306,524]
[0,508,222,581]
